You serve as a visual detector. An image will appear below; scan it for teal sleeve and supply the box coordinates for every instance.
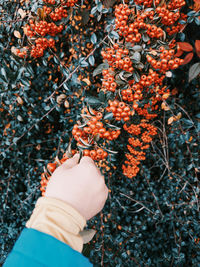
[3,228,92,267]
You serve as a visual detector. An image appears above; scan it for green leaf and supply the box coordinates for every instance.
[80,60,89,67]
[89,55,95,66]
[110,31,119,39]
[142,33,150,42]
[1,67,7,81]
[91,6,97,14]
[91,33,97,44]
[131,52,141,62]
[93,62,109,76]
[189,62,200,82]
[133,45,142,52]
[133,71,140,82]
[85,97,102,105]
[104,112,113,120]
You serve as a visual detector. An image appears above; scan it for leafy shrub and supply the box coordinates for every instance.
[0,0,200,266]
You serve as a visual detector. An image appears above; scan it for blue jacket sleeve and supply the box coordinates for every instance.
[3,228,92,267]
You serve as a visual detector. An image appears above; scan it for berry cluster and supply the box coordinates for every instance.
[17,0,78,59]
[71,2,185,178]
[122,123,157,178]
[16,49,27,58]
[50,6,68,21]
[31,38,55,58]
[83,148,108,161]
[101,45,133,72]
[72,111,121,144]
[168,0,185,10]
[43,0,56,4]
[43,6,52,15]
[102,68,117,92]
[134,0,160,7]
[156,7,180,25]
[26,20,63,37]
[61,0,78,7]
[106,100,131,122]
[115,6,164,42]
[36,0,187,188]
[43,0,78,8]
[147,46,184,71]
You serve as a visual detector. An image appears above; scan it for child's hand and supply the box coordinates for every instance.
[45,154,108,220]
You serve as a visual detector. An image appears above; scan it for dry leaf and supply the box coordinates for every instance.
[56,94,66,104]
[168,117,174,125]
[181,52,194,65]
[171,88,178,95]
[193,0,200,11]
[79,229,96,244]
[177,42,193,52]
[175,112,182,121]
[64,100,70,108]
[149,50,157,56]
[14,30,21,39]
[23,26,28,36]
[103,0,117,8]
[161,102,170,111]
[162,93,170,100]
[11,46,17,55]
[166,71,172,78]
[18,8,26,19]
[17,96,23,105]
[82,78,91,86]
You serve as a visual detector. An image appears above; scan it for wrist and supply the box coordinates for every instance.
[26,197,86,252]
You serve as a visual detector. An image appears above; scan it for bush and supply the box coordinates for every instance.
[0,0,200,266]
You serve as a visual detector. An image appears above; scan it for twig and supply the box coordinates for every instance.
[120,192,155,214]
[44,34,110,102]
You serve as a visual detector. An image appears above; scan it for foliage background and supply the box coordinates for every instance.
[0,0,200,266]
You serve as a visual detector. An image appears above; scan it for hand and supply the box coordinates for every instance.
[45,154,109,220]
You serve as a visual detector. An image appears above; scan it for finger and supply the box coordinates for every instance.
[62,153,80,169]
[79,156,95,166]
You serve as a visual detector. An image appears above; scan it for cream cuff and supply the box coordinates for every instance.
[26,197,86,253]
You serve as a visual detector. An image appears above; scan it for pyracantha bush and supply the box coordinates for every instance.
[1,0,200,266]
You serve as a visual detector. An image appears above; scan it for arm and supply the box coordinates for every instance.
[4,155,108,267]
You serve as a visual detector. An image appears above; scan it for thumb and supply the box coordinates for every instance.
[62,153,80,169]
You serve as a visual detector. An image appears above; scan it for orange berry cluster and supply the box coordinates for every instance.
[60,0,78,7]
[147,46,184,71]
[50,6,68,21]
[134,0,160,7]
[122,123,157,178]
[106,100,131,122]
[37,0,186,184]
[166,24,185,36]
[71,110,121,161]
[102,68,117,92]
[156,7,180,25]
[121,69,164,103]
[72,112,120,143]
[31,38,55,58]
[115,6,164,42]
[101,45,133,72]
[40,150,76,195]
[43,0,56,4]
[83,148,108,161]
[25,20,63,37]
[17,0,78,59]
[168,0,186,10]
[16,49,27,58]
[71,3,185,177]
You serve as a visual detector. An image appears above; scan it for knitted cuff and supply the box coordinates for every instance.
[26,197,86,252]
